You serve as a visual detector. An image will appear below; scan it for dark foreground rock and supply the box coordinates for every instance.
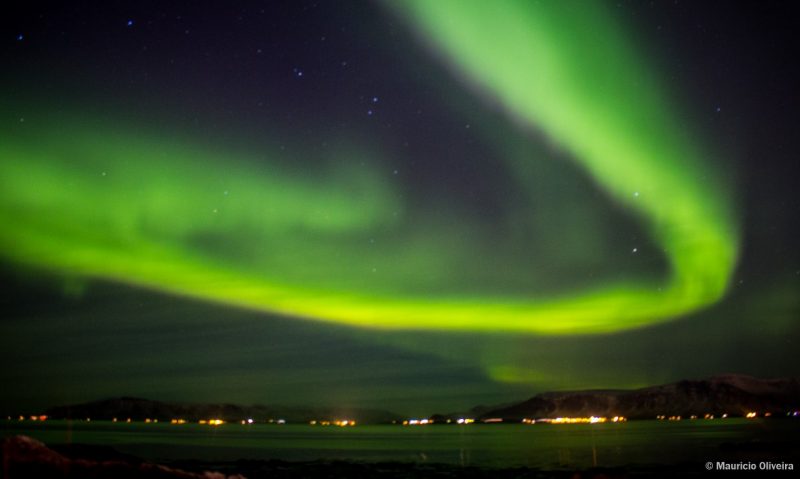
[0,435,244,479]
[1,435,713,478]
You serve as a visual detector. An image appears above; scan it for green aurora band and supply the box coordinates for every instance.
[0,1,738,334]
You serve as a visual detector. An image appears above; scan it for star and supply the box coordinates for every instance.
[372,96,379,103]
[17,34,24,41]
[632,247,638,253]
[126,20,134,27]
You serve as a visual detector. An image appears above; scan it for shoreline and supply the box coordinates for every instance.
[3,435,716,478]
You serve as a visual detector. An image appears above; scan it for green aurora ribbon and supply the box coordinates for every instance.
[0,1,738,334]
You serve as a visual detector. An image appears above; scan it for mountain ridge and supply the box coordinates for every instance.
[45,397,402,424]
[40,374,800,424]
[478,374,800,420]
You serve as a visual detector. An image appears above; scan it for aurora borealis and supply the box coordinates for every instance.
[0,1,738,334]
[1,1,799,414]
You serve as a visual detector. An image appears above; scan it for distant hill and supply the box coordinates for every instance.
[479,375,800,420]
[45,397,401,424]
[42,375,800,424]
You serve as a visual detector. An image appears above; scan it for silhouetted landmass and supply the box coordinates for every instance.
[45,398,401,424]
[40,375,800,425]
[478,375,800,421]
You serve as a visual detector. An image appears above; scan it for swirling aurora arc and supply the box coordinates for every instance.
[0,1,738,334]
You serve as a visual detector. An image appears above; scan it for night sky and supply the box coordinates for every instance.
[1,1,798,416]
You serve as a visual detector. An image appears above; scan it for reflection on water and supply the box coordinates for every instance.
[2,419,799,469]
